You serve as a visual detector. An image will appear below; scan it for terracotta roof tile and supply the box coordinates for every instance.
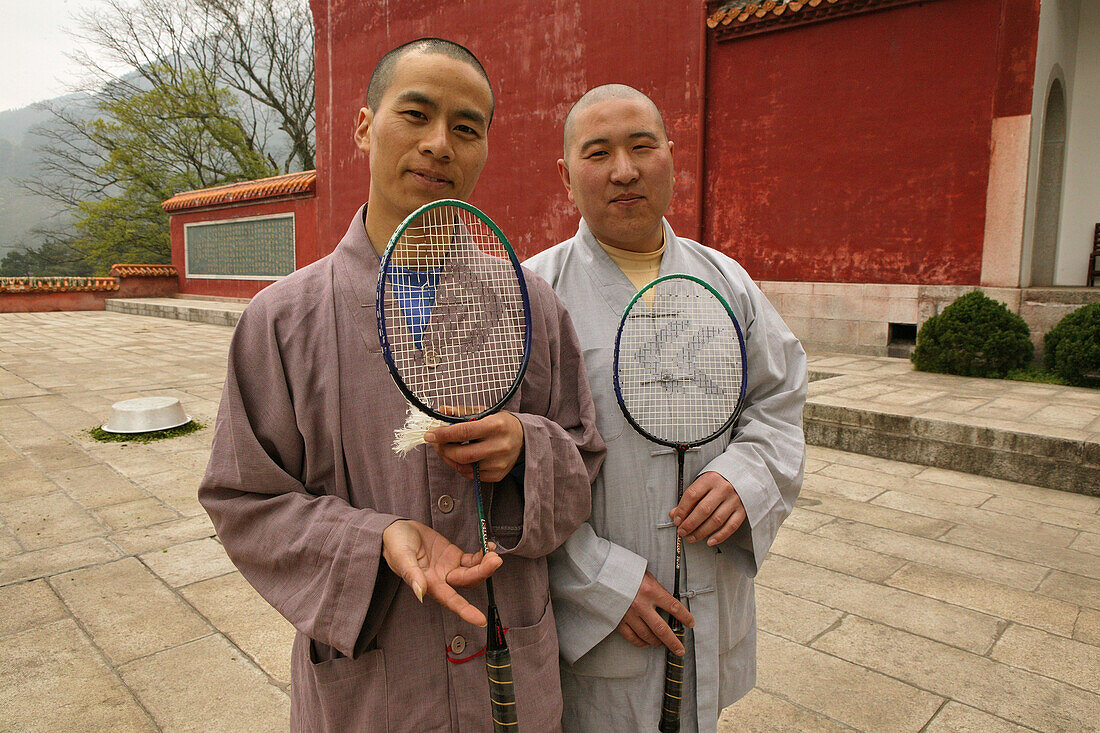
[162,170,316,213]
[109,264,178,278]
[706,0,926,40]
[0,277,119,293]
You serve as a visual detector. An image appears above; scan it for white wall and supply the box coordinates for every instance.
[1022,0,1081,285]
[1057,0,1100,285]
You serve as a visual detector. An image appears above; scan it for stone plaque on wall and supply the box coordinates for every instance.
[185,214,296,279]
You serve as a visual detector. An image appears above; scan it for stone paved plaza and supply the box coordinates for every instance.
[1,310,1098,731]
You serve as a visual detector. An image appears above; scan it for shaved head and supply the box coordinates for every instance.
[563,84,668,156]
[367,38,494,122]
[555,84,675,253]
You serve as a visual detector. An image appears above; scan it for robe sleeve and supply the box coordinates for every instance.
[199,300,401,658]
[704,272,807,576]
[547,522,648,664]
[489,275,605,559]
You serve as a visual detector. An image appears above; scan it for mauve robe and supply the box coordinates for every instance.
[525,219,807,733]
[199,206,604,732]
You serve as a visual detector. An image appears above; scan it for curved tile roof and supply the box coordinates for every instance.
[707,0,928,39]
[162,170,316,213]
[0,277,119,293]
[109,264,178,278]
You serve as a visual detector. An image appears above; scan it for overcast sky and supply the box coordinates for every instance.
[0,0,127,111]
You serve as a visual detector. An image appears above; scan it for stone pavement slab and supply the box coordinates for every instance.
[0,579,67,637]
[118,634,291,733]
[50,557,213,666]
[0,311,1097,732]
[812,616,1099,732]
[922,702,1036,733]
[807,353,1100,494]
[1,620,156,732]
[179,571,296,686]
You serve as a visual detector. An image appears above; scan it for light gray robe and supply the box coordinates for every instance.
[200,206,605,732]
[525,219,806,733]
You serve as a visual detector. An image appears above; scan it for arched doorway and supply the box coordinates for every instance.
[1030,79,1067,287]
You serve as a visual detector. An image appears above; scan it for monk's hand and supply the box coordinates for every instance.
[670,471,746,546]
[423,411,524,483]
[615,570,694,655]
[381,519,502,627]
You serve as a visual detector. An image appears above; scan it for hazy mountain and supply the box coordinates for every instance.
[0,93,92,258]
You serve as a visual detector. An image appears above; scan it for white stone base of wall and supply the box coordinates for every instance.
[757,281,1100,358]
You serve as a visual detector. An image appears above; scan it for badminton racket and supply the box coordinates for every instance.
[376,198,531,731]
[612,274,747,733]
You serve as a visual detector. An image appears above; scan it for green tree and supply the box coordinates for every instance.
[19,0,313,275]
[0,238,94,277]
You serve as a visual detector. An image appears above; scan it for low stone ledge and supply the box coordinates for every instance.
[105,298,242,328]
[804,403,1099,496]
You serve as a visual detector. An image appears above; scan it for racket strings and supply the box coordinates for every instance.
[618,278,743,446]
[382,205,527,419]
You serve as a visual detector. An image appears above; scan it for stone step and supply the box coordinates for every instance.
[804,398,1099,496]
[106,297,244,327]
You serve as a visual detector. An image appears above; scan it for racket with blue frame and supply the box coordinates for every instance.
[377,198,531,731]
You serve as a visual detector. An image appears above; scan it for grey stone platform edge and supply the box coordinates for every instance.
[106,296,245,327]
[806,369,1100,497]
[105,297,1099,496]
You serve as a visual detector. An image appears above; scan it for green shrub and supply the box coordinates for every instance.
[1043,303,1100,387]
[911,291,1033,378]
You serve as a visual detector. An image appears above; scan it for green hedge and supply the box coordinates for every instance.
[912,291,1033,378]
[1044,303,1100,387]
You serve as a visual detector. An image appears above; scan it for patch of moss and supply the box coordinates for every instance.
[1004,367,1071,386]
[87,419,205,443]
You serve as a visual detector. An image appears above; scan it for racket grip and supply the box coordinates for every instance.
[657,620,687,733]
[486,644,518,730]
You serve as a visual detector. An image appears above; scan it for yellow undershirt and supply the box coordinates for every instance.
[597,237,666,304]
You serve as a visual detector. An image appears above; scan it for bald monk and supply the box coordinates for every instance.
[200,39,604,732]
[526,84,806,733]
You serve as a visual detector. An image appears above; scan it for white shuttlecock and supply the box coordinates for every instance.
[392,404,447,456]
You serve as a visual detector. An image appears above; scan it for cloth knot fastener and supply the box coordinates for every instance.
[681,586,715,599]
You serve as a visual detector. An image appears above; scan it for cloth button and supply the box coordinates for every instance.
[450,634,466,654]
[437,495,454,513]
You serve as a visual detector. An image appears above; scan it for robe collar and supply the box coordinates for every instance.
[333,204,383,353]
[574,216,685,316]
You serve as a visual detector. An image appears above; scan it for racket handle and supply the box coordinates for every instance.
[657,619,686,733]
[487,645,518,730]
[486,604,518,730]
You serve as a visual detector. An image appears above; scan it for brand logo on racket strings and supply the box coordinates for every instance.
[412,265,507,370]
[635,320,732,400]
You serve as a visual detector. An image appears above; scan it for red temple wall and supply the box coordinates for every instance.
[705,0,1011,285]
[309,0,1040,285]
[169,196,318,299]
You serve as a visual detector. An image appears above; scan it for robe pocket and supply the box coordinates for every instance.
[566,626,648,679]
[309,641,388,732]
[716,568,754,654]
[509,597,564,733]
[581,348,624,442]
